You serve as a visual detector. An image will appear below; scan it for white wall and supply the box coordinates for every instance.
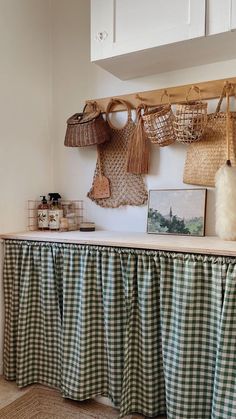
[0,0,53,374]
[52,0,236,236]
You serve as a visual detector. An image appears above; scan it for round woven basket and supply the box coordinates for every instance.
[173,85,208,145]
[142,104,176,146]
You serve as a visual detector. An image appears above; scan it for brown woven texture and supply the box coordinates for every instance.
[127,105,150,174]
[183,87,236,187]
[142,104,176,146]
[88,98,148,208]
[0,386,122,419]
[64,102,111,147]
[174,101,208,144]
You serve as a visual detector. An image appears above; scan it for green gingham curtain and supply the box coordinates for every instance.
[3,240,236,418]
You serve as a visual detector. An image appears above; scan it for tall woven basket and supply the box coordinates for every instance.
[174,86,208,144]
[183,85,236,187]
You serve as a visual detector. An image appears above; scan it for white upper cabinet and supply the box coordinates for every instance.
[91,0,206,61]
[207,0,236,34]
[91,0,236,79]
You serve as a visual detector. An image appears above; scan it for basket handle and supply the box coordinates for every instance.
[185,85,202,102]
[214,83,234,163]
[106,98,132,129]
[214,82,234,115]
[214,85,227,115]
[83,101,100,114]
[135,103,149,116]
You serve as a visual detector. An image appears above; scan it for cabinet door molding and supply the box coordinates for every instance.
[207,0,236,34]
[91,0,206,61]
[231,0,236,29]
[91,0,236,79]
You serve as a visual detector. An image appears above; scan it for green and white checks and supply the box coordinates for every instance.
[3,240,236,418]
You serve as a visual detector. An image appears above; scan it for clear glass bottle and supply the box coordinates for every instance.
[63,202,77,231]
[59,217,69,232]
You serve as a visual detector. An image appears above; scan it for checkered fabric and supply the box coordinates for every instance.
[3,240,236,418]
[211,263,236,419]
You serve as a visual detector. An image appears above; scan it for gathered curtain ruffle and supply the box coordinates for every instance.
[3,240,236,418]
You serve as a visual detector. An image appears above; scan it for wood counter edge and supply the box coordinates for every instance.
[1,231,236,257]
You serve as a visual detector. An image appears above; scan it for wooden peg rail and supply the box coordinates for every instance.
[86,77,236,113]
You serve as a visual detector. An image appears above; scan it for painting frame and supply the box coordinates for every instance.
[147,188,207,237]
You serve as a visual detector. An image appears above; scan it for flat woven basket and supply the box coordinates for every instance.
[183,84,236,189]
[142,104,176,146]
[64,102,111,147]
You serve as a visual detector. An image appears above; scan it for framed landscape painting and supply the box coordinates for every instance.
[147,189,207,236]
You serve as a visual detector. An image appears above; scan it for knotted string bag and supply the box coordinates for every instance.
[87,98,148,208]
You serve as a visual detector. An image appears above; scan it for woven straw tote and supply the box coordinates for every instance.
[88,98,148,208]
[142,91,176,146]
[64,101,111,147]
[174,86,208,144]
[183,85,236,187]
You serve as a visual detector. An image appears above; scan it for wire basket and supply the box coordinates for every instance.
[27,200,84,231]
[142,104,176,146]
[173,86,208,144]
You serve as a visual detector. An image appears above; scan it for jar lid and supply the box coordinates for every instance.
[80,222,95,232]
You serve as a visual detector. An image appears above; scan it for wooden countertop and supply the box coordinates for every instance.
[1,230,236,256]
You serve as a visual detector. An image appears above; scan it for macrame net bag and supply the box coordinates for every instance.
[88,98,148,208]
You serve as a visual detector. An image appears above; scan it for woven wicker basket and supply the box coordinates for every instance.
[183,113,236,187]
[183,85,236,187]
[64,102,111,147]
[142,104,176,146]
[174,86,208,144]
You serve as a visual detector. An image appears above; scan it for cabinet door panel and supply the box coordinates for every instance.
[91,0,206,60]
[207,0,236,34]
[115,0,189,43]
[207,0,231,35]
[91,0,114,60]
